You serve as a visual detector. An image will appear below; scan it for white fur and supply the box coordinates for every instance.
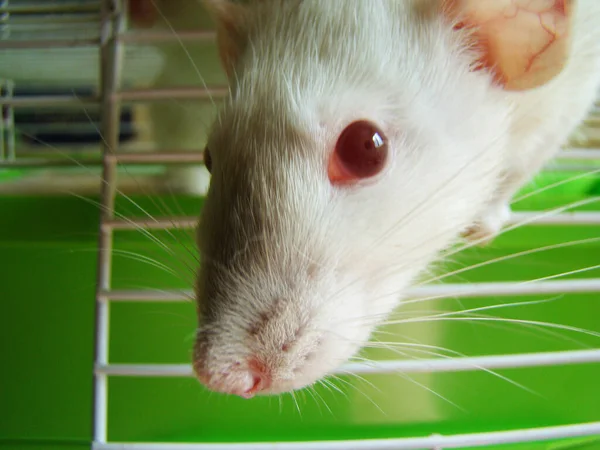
[194,0,600,396]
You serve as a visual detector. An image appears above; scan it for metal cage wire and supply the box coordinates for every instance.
[2,0,600,448]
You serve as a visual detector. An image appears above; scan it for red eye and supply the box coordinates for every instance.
[328,120,388,184]
[203,147,212,173]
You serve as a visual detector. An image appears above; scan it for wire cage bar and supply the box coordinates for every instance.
[97,278,600,302]
[96,210,600,232]
[93,422,600,450]
[92,0,125,444]
[91,422,600,450]
[96,348,600,378]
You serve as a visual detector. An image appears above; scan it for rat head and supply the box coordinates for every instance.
[193,0,573,397]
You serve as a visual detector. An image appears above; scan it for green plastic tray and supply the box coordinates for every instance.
[1,170,599,449]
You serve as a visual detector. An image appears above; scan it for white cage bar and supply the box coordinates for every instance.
[93,0,124,444]
[98,278,600,302]
[97,210,600,232]
[1,148,599,169]
[92,422,600,450]
[96,348,600,378]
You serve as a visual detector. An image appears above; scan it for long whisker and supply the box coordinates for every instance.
[371,255,599,312]
[399,370,465,411]
[337,293,558,333]
[337,360,383,395]
[311,385,333,416]
[366,341,538,396]
[304,387,323,416]
[398,297,560,321]
[444,195,600,258]
[73,104,201,278]
[328,373,385,415]
[17,130,197,278]
[289,390,302,417]
[416,236,600,288]
[511,167,600,204]
[380,316,600,340]
[331,187,598,312]
[149,0,216,108]
[387,315,591,349]
[110,248,181,277]
[521,263,600,285]
[370,135,505,254]
[320,378,348,399]
[69,191,196,279]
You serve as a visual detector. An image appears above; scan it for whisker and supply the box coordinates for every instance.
[110,248,181,277]
[328,373,385,415]
[121,284,195,303]
[512,167,600,204]
[444,195,600,258]
[16,130,197,279]
[304,387,323,416]
[71,94,204,281]
[320,378,348,400]
[338,360,383,395]
[289,391,302,417]
[368,358,466,412]
[311,385,333,416]
[397,297,560,321]
[367,341,538,396]
[149,0,215,108]
[381,316,600,340]
[416,236,600,288]
[374,264,590,311]
[521,263,600,285]
[333,296,557,334]
[382,316,591,350]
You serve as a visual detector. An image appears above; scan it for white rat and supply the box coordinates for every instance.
[193,0,600,398]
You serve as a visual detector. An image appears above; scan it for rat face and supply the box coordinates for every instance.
[193,0,573,397]
[194,92,377,395]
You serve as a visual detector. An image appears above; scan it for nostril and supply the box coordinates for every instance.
[193,355,272,398]
[237,358,272,399]
[240,375,263,399]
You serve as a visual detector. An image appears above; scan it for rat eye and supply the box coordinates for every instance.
[203,147,212,173]
[328,120,388,184]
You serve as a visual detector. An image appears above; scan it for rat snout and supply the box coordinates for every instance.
[192,300,327,397]
[193,329,302,398]
[193,355,273,399]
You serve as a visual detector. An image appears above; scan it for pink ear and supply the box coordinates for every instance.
[202,0,248,76]
[447,0,573,91]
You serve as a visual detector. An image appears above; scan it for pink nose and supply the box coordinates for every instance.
[239,374,264,399]
[195,358,271,399]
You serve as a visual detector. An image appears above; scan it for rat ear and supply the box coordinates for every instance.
[202,0,249,76]
[445,0,573,91]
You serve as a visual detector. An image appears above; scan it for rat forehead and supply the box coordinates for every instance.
[240,0,445,61]
[209,0,473,148]
[227,2,463,111]
[212,83,311,141]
